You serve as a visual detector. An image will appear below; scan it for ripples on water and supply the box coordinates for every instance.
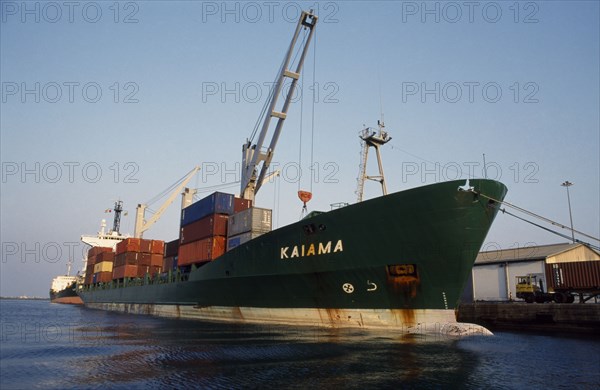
[1,300,598,389]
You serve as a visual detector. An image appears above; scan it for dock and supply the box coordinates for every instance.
[458,303,600,334]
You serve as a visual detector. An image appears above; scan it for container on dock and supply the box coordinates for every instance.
[178,236,226,266]
[180,214,228,244]
[545,260,600,291]
[227,231,265,251]
[227,207,272,237]
[181,192,234,226]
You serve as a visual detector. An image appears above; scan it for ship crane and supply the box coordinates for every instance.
[240,10,318,202]
[134,166,200,238]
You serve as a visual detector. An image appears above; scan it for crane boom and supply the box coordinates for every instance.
[240,10,318,202]
[134,166,200,238]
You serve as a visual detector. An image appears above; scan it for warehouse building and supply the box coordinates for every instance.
[461,243,600,302]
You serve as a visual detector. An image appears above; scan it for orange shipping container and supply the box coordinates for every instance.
[234,197,253,213]
[112,264,143,279]
[116,238,142,255]
[151,240,164,255]
[88,246,112,258]
[138,253,163,267]
[180,214,228,244]
[94,271,112,283]
[178,236,226,266]
[138,265,162,278]
[96,251,115,263]
[115,252,140,267]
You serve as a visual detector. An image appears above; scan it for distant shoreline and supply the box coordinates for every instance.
[0,297,49,301]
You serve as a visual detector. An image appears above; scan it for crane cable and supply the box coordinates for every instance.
[144,167,198,206]
[475,191,600,244]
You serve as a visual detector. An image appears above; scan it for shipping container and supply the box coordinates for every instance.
[181,192,234,226]
[96,251,115,263]
[162,256,176,271]
[227,231,265,251]
[93,271,112,283]
[112,264,143,279]
[138,253,163,267]
[227,207,272,237]
[180,214,228,244]
[116,238,142,255]
[151,240,164,255]
[164,239,180,258]
[88,246,112,259]
[234,197,253,213]
[178,236,226,266]
[114,252,140,267]
[545,260,600,291]
[139,265,162,278]
[94,261,114,273]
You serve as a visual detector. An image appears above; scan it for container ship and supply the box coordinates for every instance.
[49,276,81,305]
[76,11,508,336]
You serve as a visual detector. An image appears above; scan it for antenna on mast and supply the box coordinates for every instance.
[112,200,123,233]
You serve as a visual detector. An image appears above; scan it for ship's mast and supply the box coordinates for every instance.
[240,10,318,202]
[112,200,123,233]
[355,120,391,202]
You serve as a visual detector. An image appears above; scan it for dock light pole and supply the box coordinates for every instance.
[561,181,575,243]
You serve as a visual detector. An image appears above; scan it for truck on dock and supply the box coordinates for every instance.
[516,259,600,303]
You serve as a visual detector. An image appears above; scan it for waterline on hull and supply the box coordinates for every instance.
[85,303,492,337]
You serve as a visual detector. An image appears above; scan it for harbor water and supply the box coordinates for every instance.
[1,299,598,389]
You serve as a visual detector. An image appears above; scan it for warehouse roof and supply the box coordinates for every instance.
[475,242,579,265]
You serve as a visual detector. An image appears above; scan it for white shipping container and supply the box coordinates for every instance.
[227,207,272,237]
[227,232,265,251]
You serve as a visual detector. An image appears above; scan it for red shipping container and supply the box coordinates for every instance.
[151,240,164,255]
[137,253,163,267]
[87,255,97,266]
[234,197,253,213]
[139,239,152,254]
[180,214,228,244]
[112,264,142,279]
[94,271,112,283]
[96,251,115,263]
[178,236,226,266]
[138,265,162,277]
[115,252,140,267]
[116,238,141,255]
[545,261,600,290]
[88,246,112,258]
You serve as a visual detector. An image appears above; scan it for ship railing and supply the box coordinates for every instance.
[83,269,191,291]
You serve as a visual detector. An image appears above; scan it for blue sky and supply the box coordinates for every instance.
[1,1,599,297]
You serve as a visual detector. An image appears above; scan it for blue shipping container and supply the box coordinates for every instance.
[181,192,234,226]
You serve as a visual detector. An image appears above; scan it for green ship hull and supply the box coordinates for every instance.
[79,179,507,334]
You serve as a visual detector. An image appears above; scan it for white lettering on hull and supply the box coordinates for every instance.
[280,239,343,259]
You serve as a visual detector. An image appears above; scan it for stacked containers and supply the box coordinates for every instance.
[163,238,180,271]
[227,207,272,251]
[93,251,115,283]
[85,247,113,284]
[112,238,164,280]
[178,192,235,267]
